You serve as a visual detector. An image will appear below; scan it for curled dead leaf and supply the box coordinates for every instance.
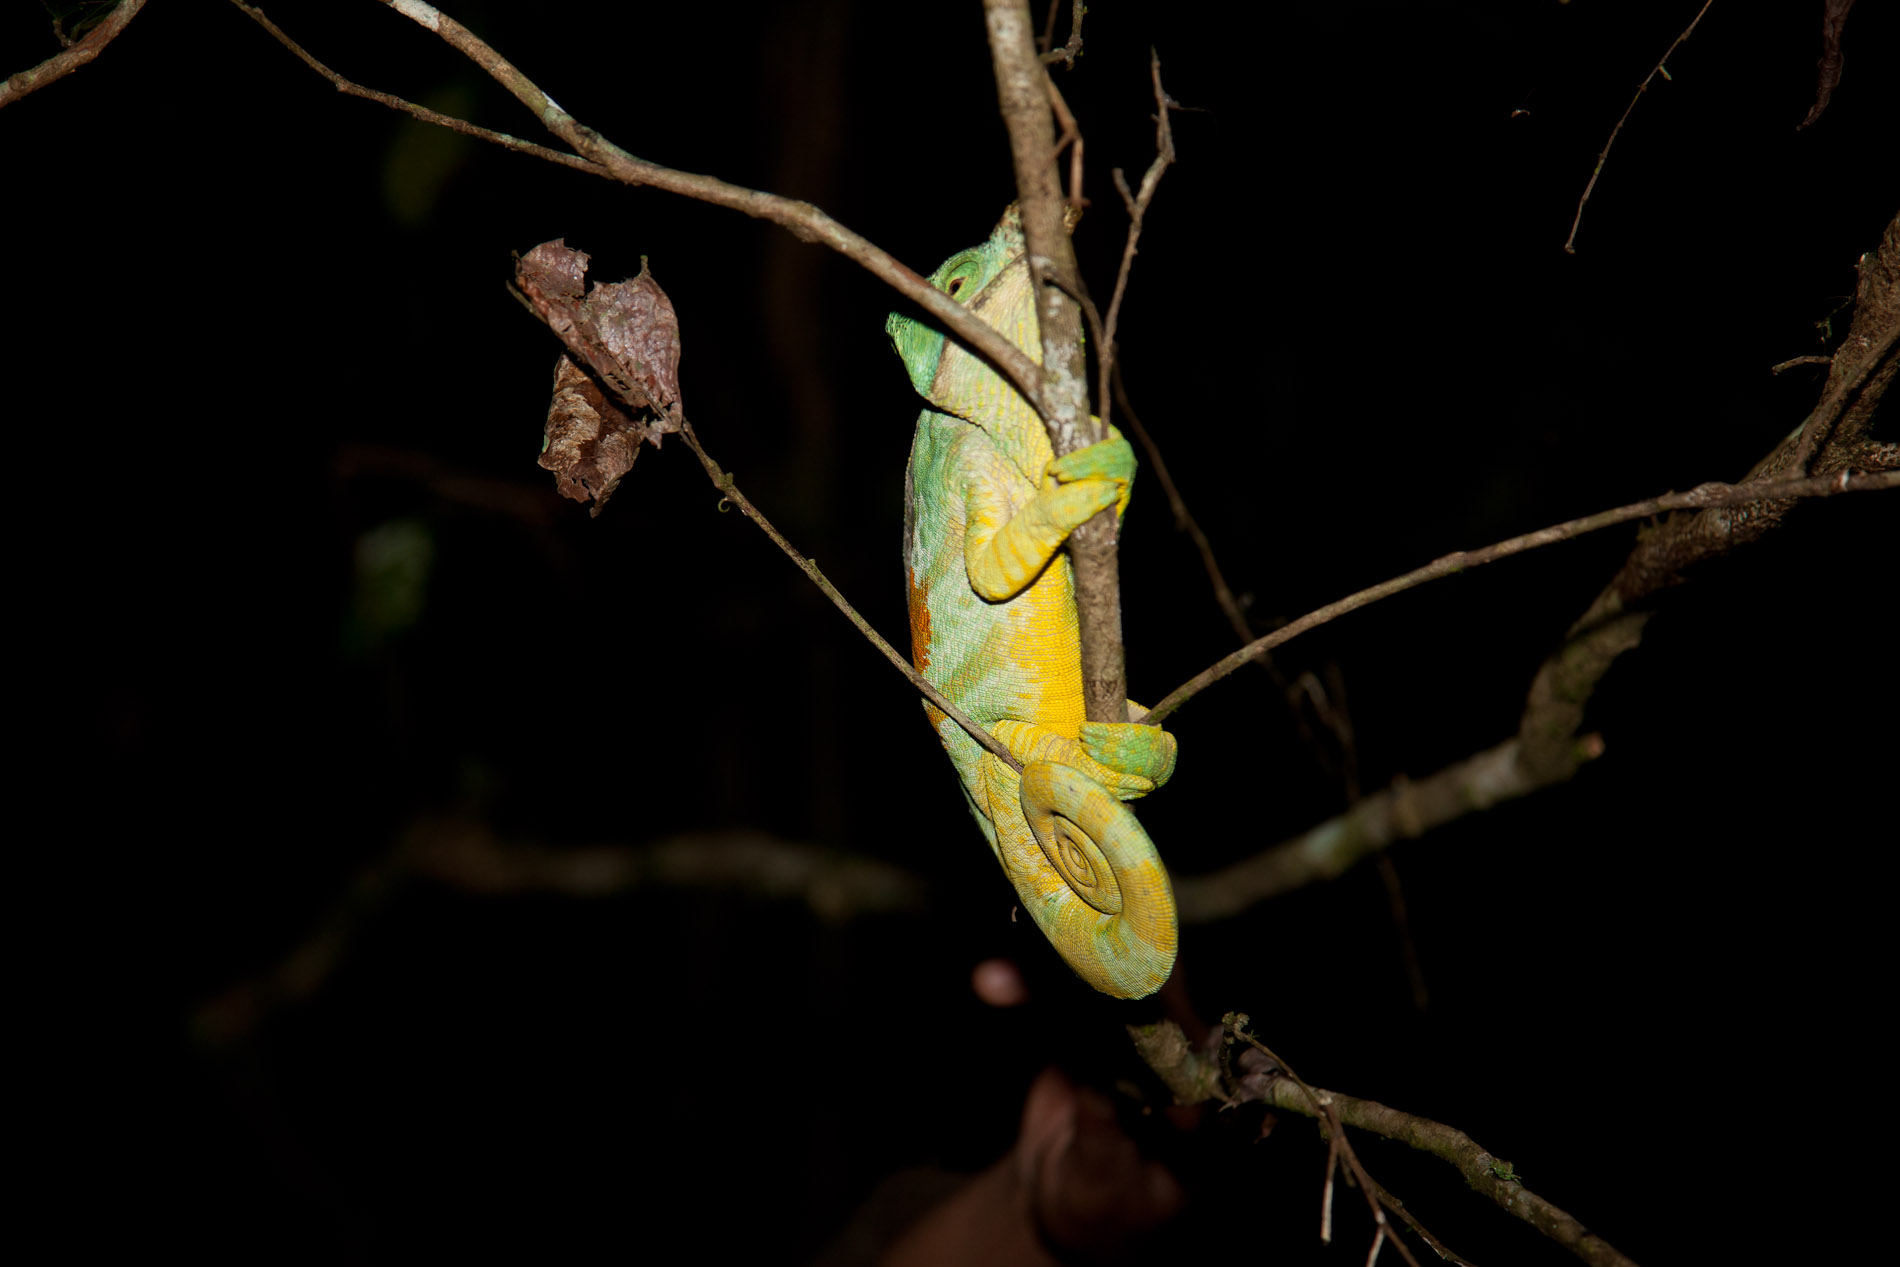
[516,239,686,514]
[539,355,641,516]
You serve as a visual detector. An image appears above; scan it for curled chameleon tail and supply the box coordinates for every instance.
[1013,761,1177,999]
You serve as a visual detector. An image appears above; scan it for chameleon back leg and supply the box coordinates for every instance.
[990,759,1178,999]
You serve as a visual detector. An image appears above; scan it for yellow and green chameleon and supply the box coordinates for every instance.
[890,207,1179,1000]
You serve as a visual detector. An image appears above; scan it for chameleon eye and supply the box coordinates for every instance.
[947,275,968,296]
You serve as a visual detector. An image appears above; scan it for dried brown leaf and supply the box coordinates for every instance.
[590,260,683,415]
[516,239,687,514]
[538,355,642,516]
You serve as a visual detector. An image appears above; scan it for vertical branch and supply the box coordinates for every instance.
[984,0,1129,725]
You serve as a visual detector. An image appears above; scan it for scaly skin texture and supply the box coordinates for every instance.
[890,207,1179,999]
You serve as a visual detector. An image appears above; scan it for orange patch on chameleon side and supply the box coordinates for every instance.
[907,568,948,735]
[906,567,932,673]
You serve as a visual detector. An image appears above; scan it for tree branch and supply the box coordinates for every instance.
[192,817,926,1047]
[236,2,602,174]
[0,0,145,110]
[1098,51,1177,436]
[1223,1016,1427,1267]
[1037,0,1085,67]
[672,415,1024,774]
[985,0,1129,726]
[235,0,1047,415]
[1140,467,1896,728]
[1564,0,1717,254]
[505,244,1027,775]
[1251,1068,1636,1267]
[1132,1017,1637,1267]
[1173,738,1563,922]
[1519,208,1898,779]
[1174,210,1898,914]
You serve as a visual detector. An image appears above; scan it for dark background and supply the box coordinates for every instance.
[11,1,1894,1262]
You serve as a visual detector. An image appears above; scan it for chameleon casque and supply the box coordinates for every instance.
[890,207,1180,999]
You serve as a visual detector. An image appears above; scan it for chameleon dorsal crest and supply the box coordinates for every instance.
[892,207,1179,999]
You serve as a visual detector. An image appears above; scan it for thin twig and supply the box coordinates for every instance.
[1371,1185,1476,1267]
[672,417,1023,773]
[1038,0,1086,67]
[1037,0,1062,55]
[1520,215,1896,778]
[1225,1016,1427,1267]
[1770,354,1833,375]
[1321,1134,1340,1244]
[503,235,1025,773]
[1043,74,1086,208]
[1098,50,1177,430]
[236,0,1047,416]
[1564,0,1716,254]
[1139,467,1896,726]
[1246,1066,1639,1267]
[236,3,602,174]
[1112,366,1288,689]
[1182,218,1897,913]
[0,0,144,109]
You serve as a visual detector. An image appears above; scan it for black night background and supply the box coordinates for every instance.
[10,2,1894,1262]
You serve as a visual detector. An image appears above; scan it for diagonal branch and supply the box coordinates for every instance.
[1140,467,1896,728]
[1,0,145,110]
[234,0,1047,416]
[1519,208,1898,779]
[507,252,1026,775]
[1132,1017,1637,1267]
[237,3,601,174]
[1252,1070,1637,1267]
[1176,210,1898,917]
[1173,737,1548,922]
[671,414,1023,774]
[1564,0,1717,254]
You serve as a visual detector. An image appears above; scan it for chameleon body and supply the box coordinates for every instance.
[889,208,1179,999]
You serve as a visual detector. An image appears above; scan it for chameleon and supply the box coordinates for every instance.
[889,206,1179,1000]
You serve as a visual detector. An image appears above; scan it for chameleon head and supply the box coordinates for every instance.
[886,206,1041,413]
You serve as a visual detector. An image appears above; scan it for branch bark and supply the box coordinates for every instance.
[1518,207,1899,781]
[1252,1076,1636,1267]
[1141,466,1896,728]
[1172,209,1898,918]
[237,0,1047,417]
[1131,1018,1639,1267]
[984,0,1129,726]
[0,0,145,110]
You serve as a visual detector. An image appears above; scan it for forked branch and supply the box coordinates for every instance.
[234,0,1048,416]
